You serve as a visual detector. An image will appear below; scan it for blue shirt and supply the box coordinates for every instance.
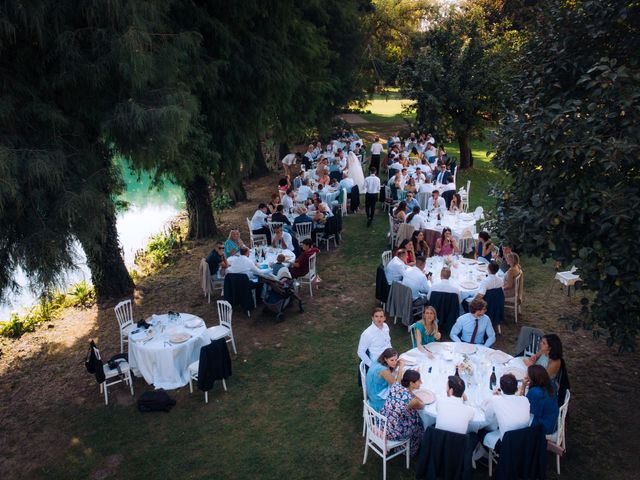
[365,362,391,412]
[405,198,420,211]
[527,386,559,434]
[450,313,496,347]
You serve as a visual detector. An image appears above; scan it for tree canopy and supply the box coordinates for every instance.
[492,0,640,350]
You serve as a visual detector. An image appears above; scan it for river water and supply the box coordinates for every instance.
[0,160,184,321]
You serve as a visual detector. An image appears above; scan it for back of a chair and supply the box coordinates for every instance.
[294,222,312,241]
[341,188,347,212]
[216,300,233,330]
[415,427,472,480]
[268,222,284,239]
[114,299,133,330]
[364,402,389,452]
[516,271,525,304]
[409,323,418,348]
[473,206,484,220]
[359,361,368,402]
[497,425,547,480]
[223,274,255,312]
[484,287,505,326]
[381,250,392,267]
[395,223,415,248]
[442,189,455,209]
[417,191,429,210]
[525,332,542,358]
[385,185,392,202]
[514,326,545,357]
[555,389,570,449]
[308,253,317,279]
[200,258,211,296]
[466,180,471,195]
[375,264,390,304]
[386,282,413,326]
[197,339,232,392]
[429,291,460,334]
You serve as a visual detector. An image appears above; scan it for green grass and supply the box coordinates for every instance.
[358,91,415,124]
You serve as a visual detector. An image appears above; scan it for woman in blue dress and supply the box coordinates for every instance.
[365,348,401,412]
[381,370,425,455]
[522,365,559,434]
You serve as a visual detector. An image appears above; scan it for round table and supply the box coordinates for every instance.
[128,313,210,389]
[418,211,477,254]
[227,247,295,276]
[399,343,528,432]
[426,256,488,300]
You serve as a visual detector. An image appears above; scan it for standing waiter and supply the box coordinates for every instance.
[363,167,381,228]
[370,137,384,174]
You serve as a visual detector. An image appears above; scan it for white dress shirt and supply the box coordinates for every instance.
[436,396,475,434]
[401,266,431,300]
[282,194,294,211]
[272,231,294,251]
[297,185,313,201]
[357,322,392,367]
[425,146,437,158]
[483,395,531,448]
[363,175,381,195]
[371,142,384,155]
[385,256,407,284]
[250,210,268,231]
[226,255,262,282]
[427,196,447,213]
[408,215,429,231]
[282,153,296,166]
[339,177,355,193]
[478,274,504,296]
[428,279,462,303]
[389,161,403,172]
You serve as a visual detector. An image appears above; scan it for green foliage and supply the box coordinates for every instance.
[211,193,232,215]
[0,313,35,338]
[135,221,185,274]
[492,0,640,351]
[66,281,96,309]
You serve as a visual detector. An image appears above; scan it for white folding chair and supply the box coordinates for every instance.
[91,344,134,405]
[381,250,392,267]
[547,389,570,474]
[297,253,317,296]
[341,188,348,216]
[409,323,418,348]
[268,221,284,239]
[359,361,368,436]
[200,258,223,303]
[207,300,237,354]
[363,402,410,480]
[473,206,484,221]
[188,360,227,404]
[114,299,135,353]
[524,331,542,358]
[388,214,396,248]
[460,179,471,212]
[504,273,523,323]
[247,218,267,247]
[317,232,337,251]
[294,221,313,242]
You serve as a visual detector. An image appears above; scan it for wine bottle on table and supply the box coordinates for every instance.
[489,366,497,390]
[455,366,460,377]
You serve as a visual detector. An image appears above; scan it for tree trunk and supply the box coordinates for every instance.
[77,207,135,301]
[416,99,427,127]
[251,140,270,176]
[228,178,247,203]
[457,131,474,169]
[184,174,217,239]
[278,142,289,164]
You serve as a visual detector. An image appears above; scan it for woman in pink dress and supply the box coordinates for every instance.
[434,227,459,256]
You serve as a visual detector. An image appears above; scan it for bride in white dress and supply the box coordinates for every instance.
[346,151,365,190]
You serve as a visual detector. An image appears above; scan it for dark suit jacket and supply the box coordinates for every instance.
[197,339,232,392]
[433,170,453,185]
[415,427,474,480]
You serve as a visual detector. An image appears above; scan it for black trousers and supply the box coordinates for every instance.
[365,193,378,221]
[370,154,380,173]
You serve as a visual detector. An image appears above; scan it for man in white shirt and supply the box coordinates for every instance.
[399,168,410,188]
[250,203,271,241]
[385,249,408,284]
[425,142,437,159]
[428,267,462,303]
[227,246,264,282]
[303,144,315,168]
[436,376,475,434]
[281,152,301,177]
[297,179,313,202]
[475,262,504,300]
[481,373,531,449]
[427,190,447,214]
[271,226,294,251]
[370,137,384,173]
[408,210,429,231]
[402,256,431,304]
[312,141,322,160]
[282,188,296,212]
[357,307,392,367]
[363,167,381,227]
[389,159,403,175]
[414,168,426,184]
[339,172,355,194]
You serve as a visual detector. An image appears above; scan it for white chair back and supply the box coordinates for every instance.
[364,402,389,452]
[359,361,368,402]
[381,250,392,267]
[308,253,317,279]
[556,389,570,449]
[473,206,484,220]
[385,185,392,202]
[114,299,133,330]
[294,221,313,242]
[341,188,348,215]
[217,300,233,330]
[524,331,541,358]
[409,323,417,348]
[268,221,284,239]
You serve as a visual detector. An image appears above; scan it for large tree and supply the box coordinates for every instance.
[492,0,640,350]
[398,4,516,169]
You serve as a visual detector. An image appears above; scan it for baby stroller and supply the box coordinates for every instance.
[261,268,304,322]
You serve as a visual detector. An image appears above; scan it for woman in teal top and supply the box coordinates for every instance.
[413,307,441,354]
[524,334,563,382]
[224,230,245,257]
[365,348,402,412]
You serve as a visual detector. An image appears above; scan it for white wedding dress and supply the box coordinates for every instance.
[347,151,365,191]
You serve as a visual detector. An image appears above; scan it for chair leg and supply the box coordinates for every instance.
[309,281,313,297]
[120,335,124,354]
[189,377,193,394]
[230,336,237,355]
[128,372,134,396]
[383,456,387,480]
[405,441,410,468]
[103,382,109,405]
[489,449,494,477]
[363,441,369,464]
[204,391,208,404]
[222,379,227,391]
[557,454,561,475]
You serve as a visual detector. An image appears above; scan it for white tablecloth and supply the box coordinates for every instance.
[419,211,475,237]
[399,343,527,432]
[419,182,456,193]
[129,313,210,390]
[226,248,296,278]
[425,256,488,300]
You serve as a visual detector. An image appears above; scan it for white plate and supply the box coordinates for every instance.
[169,333,191,344]
[460,281,479,290]
[486,351,512,364]
[502,367,526,380]
[185,319,203,328]
[455,343,477,355]
[414,389,436,405]
[131,330,150,342]
[477,264,488,271]
[460,257,476,265]
[426,342,451,353]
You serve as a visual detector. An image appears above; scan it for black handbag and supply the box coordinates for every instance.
[137,389,176,412]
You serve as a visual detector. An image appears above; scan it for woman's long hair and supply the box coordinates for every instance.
[528,365,555,397]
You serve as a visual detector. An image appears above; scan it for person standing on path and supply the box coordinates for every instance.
[370,137,384,174]
[363,167,381,227]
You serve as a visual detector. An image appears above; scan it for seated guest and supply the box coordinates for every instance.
[267,192,281,214]
[496,244,512,273]
[271,204,292,226]
[282,188,296,212]
[435,376,475,434]
[293,206,313,226]
[482,373,531,449]
[366,348,402,412]
[502,252,522,301]
[413,306,441,353]
[297,179,313,202]
[226,246,263,282]
[449,193,462,213]
[328,177,339,190]
[250,203,271,242]
[427,189,447,214]
[405,191,419,210]
[521,365,559,435]
[433,161,452,185]
[400,168,410,188]
[407,206,428,232]
[303,144,315,167]
[450,298,496,347]
[524,334,563,382]
[224,229,245,257]
[385,249,409,284]
[475,231,494,263]
[392,201,408,233]
[277,176,291,192]
[318,168,330,186]
[293,170,305,190]
[428,267,462,303]
[474,261,504,300]
[425,142,437,160]
[402,256,431,304]
[412,230,430,258]
[271,226,294,251]
[357,307,392,368]
[394,239,416,266]
[434,227,459,256]
[289,239,320,278]
[414,167,427,184]
[339,171,355,193]
[206,242,228,278]
[381,370,425,456]
[271,253,287,276]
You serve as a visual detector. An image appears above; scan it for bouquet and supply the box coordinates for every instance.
[458,355,474,376]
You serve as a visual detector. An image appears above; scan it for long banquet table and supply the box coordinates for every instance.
[399,342,527,432]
